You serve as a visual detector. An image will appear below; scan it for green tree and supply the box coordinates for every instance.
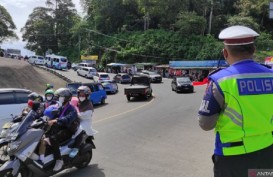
[0,5,18,43]
[175,11,207,36]
[22,0,79,55]
[227,15,260,32]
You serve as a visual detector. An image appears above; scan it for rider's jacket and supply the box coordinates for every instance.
[57,103,79,133]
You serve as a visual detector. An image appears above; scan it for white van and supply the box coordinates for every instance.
[77,67,97,78]
[28,55,45,65]
[45,54,68,70]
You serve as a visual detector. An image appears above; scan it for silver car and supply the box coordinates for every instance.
[0,88,32,127]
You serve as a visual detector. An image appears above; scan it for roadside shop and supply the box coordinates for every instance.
[169,60,228,81]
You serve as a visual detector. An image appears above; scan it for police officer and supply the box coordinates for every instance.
[198,25,273,177]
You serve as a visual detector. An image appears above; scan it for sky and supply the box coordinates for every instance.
[0,0,83,56]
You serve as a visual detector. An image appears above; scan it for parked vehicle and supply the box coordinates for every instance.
[139,70,162,83]
[72,63,80,71]
[78,62,94,69]
[67,82,107,105]
[77,67,97,79]
[0,88,32,128]
[0,109,95,177]
[101,81,118,94]
[45,54,68,70]
[171,76,194,93]
[113,73,131,84]
[93,72,111,83]
[124,75,153,101]
[28,55,45,65]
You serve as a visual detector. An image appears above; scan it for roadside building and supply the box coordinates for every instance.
[169,60,228,81]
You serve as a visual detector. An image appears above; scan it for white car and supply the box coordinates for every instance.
[77,67,97,79]
[28,55,45,65]
[0,88,32,128]
[101,81,118,94]
[93,72,111,83]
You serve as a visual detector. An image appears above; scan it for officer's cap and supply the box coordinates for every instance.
[219,25,259,45]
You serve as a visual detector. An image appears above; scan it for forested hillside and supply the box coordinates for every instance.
[18,0,273,67]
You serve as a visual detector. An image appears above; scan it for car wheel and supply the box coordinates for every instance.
[127,96,130,101]
[77,72,80,76]
[85,75,87,78]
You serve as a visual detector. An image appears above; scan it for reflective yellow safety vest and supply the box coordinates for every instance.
[211,62,273,156]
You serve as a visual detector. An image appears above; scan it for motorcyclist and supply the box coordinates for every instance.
[45,83,54,92]
[47,88,79,171]
[37,104,60,164]
[69,86,97,158]
[21,92,44,118]
[45,89,57,108]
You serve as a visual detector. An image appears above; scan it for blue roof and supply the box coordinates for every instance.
[169,60,228,68]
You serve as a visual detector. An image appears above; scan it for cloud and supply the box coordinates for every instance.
[1,0,42,9]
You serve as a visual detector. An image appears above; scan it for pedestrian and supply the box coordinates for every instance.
[198,25,273,177]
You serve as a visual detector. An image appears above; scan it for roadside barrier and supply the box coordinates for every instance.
[34,65,72,83]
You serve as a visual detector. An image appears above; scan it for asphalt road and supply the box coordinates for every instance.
[47,68,215,177]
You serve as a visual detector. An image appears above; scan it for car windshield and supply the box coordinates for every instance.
[122,75,130,79]
[177,77,191,83]
[100,74,109,78]
[132,77,149,85]
[67,83,81,95]
[61,58,67,62]
[147,72,158,75]
[38,57,44,60]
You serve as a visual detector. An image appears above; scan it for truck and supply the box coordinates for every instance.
[124,75,153,101]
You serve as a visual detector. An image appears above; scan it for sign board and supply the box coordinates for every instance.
[81,55,98,60]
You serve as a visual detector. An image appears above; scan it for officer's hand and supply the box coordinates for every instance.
[48,119,57,126]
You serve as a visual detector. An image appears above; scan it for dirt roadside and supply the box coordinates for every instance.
[0,57,67,94]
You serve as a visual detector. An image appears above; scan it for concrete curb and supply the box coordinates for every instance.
[34,65,72,83]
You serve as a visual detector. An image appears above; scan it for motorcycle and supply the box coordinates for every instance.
[0,107,96,177]
[0,114,25,165]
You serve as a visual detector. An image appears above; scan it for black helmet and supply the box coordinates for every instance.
[28,92,40,101]
[54,88,72,102]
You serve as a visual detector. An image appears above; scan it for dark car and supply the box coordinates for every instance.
[171,77,194,93]
[113,73,131,84]
[66,82,107,105]
[124,75,152,101]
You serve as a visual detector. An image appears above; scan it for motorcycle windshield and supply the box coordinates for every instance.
[13,110,36,137]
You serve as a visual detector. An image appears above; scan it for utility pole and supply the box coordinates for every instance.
[208,0,213,34]
[78,35,81,60]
